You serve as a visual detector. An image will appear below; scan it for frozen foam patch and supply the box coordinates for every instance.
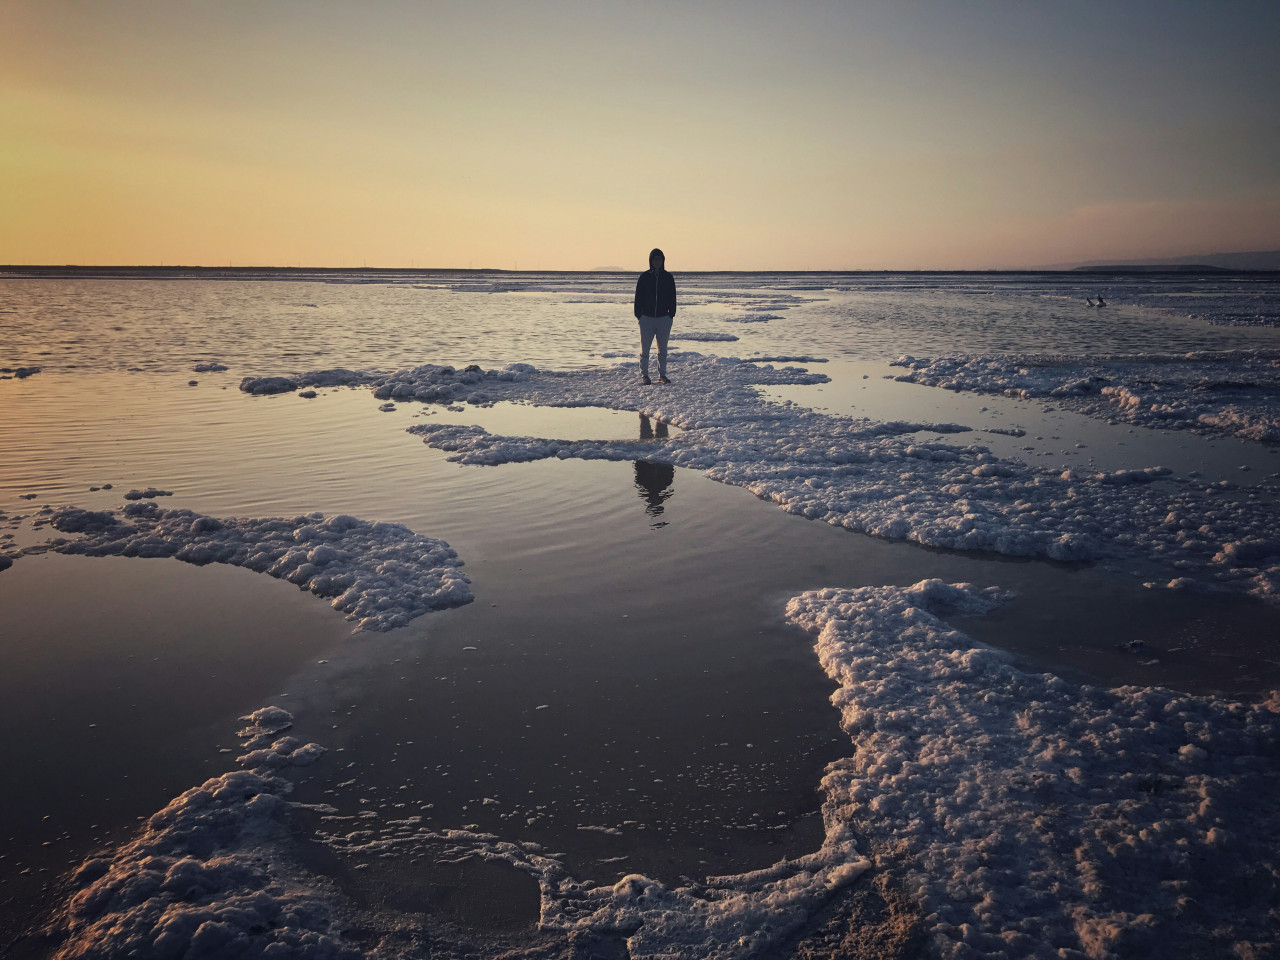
[317,817,871,960]
[238,706,295,741]
[123,487,173,501]
[239,375,299,395]
[59,702,869,960]
[352,354,1280,602]
[785,580,1280,960]
[669,331,740,342]
[45,504,471,631]
[51,708,357,959]
[890,351,1280,444]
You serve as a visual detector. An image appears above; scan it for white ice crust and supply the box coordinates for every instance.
[785,580,1280,959]
[890,351,1280,444]
[322,353,1280,603]
[58,585,1280,959]
[56,703,871,960]
[51,708,357,960]
[74,350,1267,957]
[47,503,471,631]
[722,313,782,323]
[317,815,870,960]
[668,331,741,342]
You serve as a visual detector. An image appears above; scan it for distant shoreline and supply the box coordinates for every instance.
[3,264,1279,280]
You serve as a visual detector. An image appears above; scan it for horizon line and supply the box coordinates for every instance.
[4,263,1277,276]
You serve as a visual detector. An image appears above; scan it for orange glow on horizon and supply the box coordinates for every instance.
[3,2,1278,271]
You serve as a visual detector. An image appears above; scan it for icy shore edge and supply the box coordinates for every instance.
[237,353,1280,602]
[889,350,1280,444]
[50,582,1280,959]
[788,580,1280,959]
[49,707,350,959]
[38,503,472,631]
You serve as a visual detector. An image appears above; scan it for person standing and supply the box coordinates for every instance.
[634,248,677,384]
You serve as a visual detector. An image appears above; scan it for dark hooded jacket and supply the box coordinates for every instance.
[634,269,677,320]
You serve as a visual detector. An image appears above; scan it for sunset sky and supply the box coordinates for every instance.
[3,0,1278,271]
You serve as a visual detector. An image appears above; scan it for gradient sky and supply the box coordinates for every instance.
[3,0,1279,270]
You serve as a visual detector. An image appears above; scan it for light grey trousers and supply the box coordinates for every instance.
[638,315,673,378]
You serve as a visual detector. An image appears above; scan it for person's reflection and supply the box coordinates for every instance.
[635,414,674,526]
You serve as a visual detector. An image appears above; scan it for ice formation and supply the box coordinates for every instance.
[239,376,301,395]
[313,821,869,959]
[45,503,471,631]
[53,700,869,960]
[279,353,1280,602]
[236,352,1280,600]
[891,351,1280,443]
[669,331,740,342]
[786,580,1280,959]
[50,708,360,960]
[123,487,173,501]
[53,584,1280,959]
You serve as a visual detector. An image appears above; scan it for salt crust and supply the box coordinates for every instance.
[786,581,1280,959]
[327,353,1280,602]
[669,331,741,342]
[124,487,173,501]
[49,708,355,960]
[54,704,871,960]
[890,351,1280,444]
[316,812,870,960]
[57,585,1280,959]
[46,503,471,631]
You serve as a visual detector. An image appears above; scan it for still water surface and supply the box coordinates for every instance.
[2,271,1279,940]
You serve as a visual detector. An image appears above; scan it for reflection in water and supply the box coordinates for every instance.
[635,414,675,527]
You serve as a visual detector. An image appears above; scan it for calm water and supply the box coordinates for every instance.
[2,270,1280,947]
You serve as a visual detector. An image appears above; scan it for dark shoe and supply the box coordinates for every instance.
[641,375,652,385]
[658,375,671,384]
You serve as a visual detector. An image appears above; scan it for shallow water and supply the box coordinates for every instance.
[2,270,1280,954]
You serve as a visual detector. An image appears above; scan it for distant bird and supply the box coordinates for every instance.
[1096,294,1107,307]
[1085,297,1095,307]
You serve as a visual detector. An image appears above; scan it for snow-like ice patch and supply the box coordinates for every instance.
[123,487,173,500]
[238,706,296,740]
[669,331,740,342]
[239,354,1280,600]
[320,812,870,960]
[786,580,1280,959]
[313,354,1280,602]
[45,503,471,631]
[891,351,1280,444]
[239,375,300,395]
[55,695,870,960]
[51,708,357,959]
